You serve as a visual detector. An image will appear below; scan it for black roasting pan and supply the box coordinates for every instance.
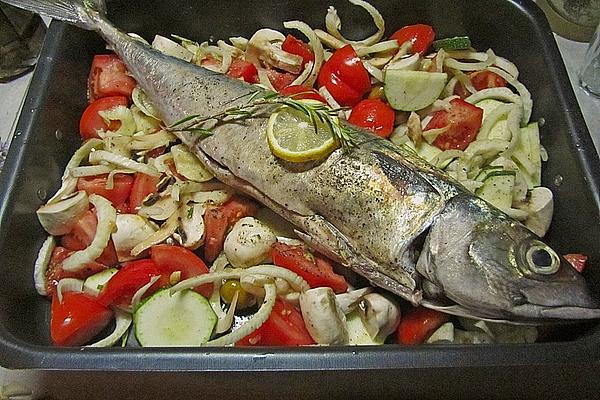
[0,0,599,397]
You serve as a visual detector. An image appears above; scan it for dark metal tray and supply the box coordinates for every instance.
[1,0,599,397]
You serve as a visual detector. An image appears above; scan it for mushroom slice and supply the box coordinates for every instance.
[335,287,373,314]
[358,293,401,340]
[111,214,158,262]
[138,196,179,221]
[37,191,89,236]
[175,203,206,250]
[299,287,348,345]
[223,217,276,268]
[524,187,554,237]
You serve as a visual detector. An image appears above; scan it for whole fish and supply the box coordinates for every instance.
[6,0,600,322]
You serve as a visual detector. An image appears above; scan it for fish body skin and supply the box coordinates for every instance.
[5,0,599,322]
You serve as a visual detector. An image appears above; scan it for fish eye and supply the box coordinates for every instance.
[523,240,560,275]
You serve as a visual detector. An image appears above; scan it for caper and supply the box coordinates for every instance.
[220,279,254,309]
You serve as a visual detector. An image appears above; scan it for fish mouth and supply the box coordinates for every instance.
[512,304,600,320]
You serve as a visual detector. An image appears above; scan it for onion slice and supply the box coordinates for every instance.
[57,278,84,303]
[89,149,160,177]
[325,0,385,47]
[284,20,324,87]
[205,283,277,346]
[34,236,56,296]
[61,195,117,272]
[131,275,161,310]
[88,308,132,347]
[48,139,104,204]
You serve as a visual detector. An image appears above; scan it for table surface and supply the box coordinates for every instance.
[0,22,599,400]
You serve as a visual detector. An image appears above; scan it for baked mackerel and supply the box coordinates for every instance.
[6,0,599,322]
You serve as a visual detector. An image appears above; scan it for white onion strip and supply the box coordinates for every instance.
[486,66,533,125]
[69,165,114,178]
[47,139,104,204]
[315,29,346,49]
[284,20,324,87]
[88,308,132,347]
[131,275,161,310]
[362,60,384,82]
[445,49,496,72]
[57,278,84,303]
[325,0,385,47]
[205,283,277,346]
[131,210,179,256]
[34,236,55,296]
[89,150,160,177]
[446,50,519,78]
[62,195,117,272]
[465,87,522,105]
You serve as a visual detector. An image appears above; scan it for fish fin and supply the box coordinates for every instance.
[2,0,105,29]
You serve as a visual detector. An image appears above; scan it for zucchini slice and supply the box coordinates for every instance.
[134,288,216,346]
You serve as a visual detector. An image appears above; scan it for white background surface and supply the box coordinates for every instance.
[0,20,599,400]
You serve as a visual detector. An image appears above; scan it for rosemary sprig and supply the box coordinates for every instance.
[168,90,357,153]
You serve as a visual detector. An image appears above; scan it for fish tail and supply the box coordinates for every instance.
[1,0,106,30]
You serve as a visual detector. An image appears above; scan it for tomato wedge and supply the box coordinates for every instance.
[266,69,298,91]
[390,24,436,54]
[227,59,259,83]
[77,174,133,209]
[318,44,371,106]
[396,307,450,345]
[427,98,484,151]
[88,54,136,101]
[454,70,508,98]
[151,244,212,297]
[97,259,164,307]
[279,85,326,102]
[51,292,113,346]
[79,96,129,140]
[61,209,119,267]
[348,98,396,138]
[129,173,160,212]
[271,242,348,293]
[564,253,588,273]
[237,299,315,346]
[203,196,259,263]
[45,247,107,297]
[282,34,314,67]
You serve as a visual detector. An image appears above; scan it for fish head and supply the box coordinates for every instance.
[417,194,600,322]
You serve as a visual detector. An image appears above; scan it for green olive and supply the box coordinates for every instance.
[220,279,254,309]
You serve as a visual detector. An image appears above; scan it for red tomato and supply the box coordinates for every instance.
[470,70,507,91]
[266,69,298,91]
[237,299,315,346]
[318,45,371,106]
[396,307,450,345]
[427,98,484,151]
[79,96,129,139]
[77,174,133,207]
[45,247,107,297]
[51,292,113,346]
[454,70,507,98]
[279,85,326,102]
[97,259,164,307]
[88,54,136,101]
[203,196,259,263]
[129,173,160,212]
[61,209,119,267]
[227,59,259,83]
[151,244,212,297]
[282,34,314,67]
[390,24,436,54]
[271,242,348,294]
[203,207,229,264]
[564,253,588,273]
[348,99,396,138]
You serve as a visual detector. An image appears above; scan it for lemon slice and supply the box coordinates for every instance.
[266,102,338,162]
